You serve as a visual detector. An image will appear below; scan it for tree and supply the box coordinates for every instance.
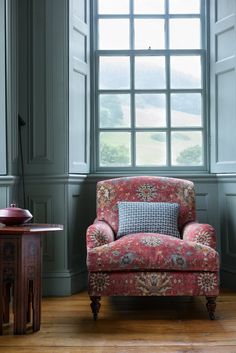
[151,133,166,142]
[100,95,124,127]
[176,145,202,165]
[100,143,129,165]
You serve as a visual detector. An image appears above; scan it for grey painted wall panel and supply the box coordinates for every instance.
[26,182,67,274]
[0,0,6,175]
[24,176,89,295]
[216,70,236,162]
[216,29,234,61]
[70,71,87,166]
[225,195,236,254]
[218,180,236,275]
[210,0,236,173]
[73,0,86,23]
[69,0,90,173]
[72,29,86,62]
[216,0,236,22]
[6,0,19,175]
[30,0,50,162]
[24,0,68,175]
[68,183,88,273]
[0,187,8,208]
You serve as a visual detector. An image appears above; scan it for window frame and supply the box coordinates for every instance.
[91,0,209,173]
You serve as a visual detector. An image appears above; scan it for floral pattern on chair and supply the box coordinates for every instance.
[96,176,196,234]
[87,220,115,249]
[86,176,220,320]
[87,232,219,272]
[182,222,217,249]
[88,271,219,297]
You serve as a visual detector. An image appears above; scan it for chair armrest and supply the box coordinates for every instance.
[86,219,115,250]
[182,222,217,250]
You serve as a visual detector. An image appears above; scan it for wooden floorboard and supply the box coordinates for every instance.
[0,289,236,353]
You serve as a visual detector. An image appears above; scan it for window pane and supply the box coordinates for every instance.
[98,0,129,14]
[99,19,130,50]
[170,56,201,89]
[134,0,165,14]
[99,94,130,128]
[171,94,202,127]
[171,131,203,166]
[135,19,165,49]
[100,132,131,166]
[135,57,166,89]
[135,94,166,127]
[136,132,166,166]
[169,0,200,14]
[99,57,130,89]
[170,19,201,49]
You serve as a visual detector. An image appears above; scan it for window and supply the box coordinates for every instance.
[93,0,207,170]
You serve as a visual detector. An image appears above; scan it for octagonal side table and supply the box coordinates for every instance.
[0,223,63,334]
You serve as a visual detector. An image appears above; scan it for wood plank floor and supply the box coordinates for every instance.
[0,289,236,353]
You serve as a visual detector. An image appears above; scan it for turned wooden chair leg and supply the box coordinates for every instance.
[206,296,216,320]
[90,296,101,321]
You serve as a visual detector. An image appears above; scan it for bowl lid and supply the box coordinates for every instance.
[0,203,33,217]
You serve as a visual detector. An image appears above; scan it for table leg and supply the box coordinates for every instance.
[3,283,11,324]
[32,280,41,332]
[13,278,27,334]
[27,280,33,323]
[0,283,3,335]
[25,235,42,333]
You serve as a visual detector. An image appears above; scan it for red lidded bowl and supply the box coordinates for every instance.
[0,204,33,226]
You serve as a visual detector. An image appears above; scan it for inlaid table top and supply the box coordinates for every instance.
[0,223,63,234]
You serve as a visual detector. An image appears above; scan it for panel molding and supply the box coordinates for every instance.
[69,0,90,173]
[196,192,209,223]
[0,0,6,175]
[23,0,68,175]
[0,187,9,209]
[28,195,55,262]
[224,193,236,258]
[28,0,53,164]
[210,1,236,173]
[6,0,19,173]
[24,174,87,184]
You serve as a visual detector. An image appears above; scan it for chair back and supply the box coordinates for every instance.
[97,176,196,234]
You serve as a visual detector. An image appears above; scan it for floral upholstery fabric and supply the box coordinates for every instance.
[182,222,217,250]
[88,271,219,297]
[87,233,219,272]
[87,220,115,249]
[87,176,219,300]
[97,176,196,234]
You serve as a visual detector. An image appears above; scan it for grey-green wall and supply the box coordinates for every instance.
[0,0,236,296]
[17,0,91,295]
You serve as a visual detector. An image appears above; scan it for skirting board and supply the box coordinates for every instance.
[42,271,88,296]
[220,269,236,291]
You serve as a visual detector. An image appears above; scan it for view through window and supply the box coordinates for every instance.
[94,0,207,170]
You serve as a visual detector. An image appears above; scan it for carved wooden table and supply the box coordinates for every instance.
[0,224,63,334]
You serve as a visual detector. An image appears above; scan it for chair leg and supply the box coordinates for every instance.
[206,296,216,320]
[90,296,101,321]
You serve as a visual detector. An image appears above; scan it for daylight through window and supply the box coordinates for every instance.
[94,0,207,170]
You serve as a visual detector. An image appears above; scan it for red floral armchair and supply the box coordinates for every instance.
[86,176,219,320]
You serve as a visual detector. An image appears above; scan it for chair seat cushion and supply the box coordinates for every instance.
[87,233,219,272]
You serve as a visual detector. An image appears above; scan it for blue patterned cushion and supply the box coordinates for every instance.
[117,202,180,239]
